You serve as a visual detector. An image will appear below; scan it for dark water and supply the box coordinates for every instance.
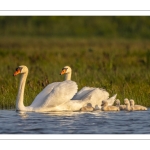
[0,109,150,134]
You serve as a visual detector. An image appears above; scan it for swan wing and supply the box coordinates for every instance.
[40,80,78,108]
[82,88,109,106]
[30,82,60,107]
[45,100,84,111]
[35,89,116,112]
[72,87,96,100]
[72,88,109,108]
[49,89,110,111]
[107,94,117,106]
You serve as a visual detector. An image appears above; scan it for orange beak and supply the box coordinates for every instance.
[60,69,66,75]
[13,69,21,76]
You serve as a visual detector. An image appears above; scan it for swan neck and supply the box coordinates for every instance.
[116,101,120,106]
[132,101,135,106]
[65,72,71,80]
[16,72,28,110]
[126,103,131,110]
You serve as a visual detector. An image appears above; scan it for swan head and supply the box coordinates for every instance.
[130,99,135,105]
[13,65,28,76]
[101,100,108,106]
[115,99,120,105]
[87,103,92,107]
[60,66,72,75]
[124,98,129,105]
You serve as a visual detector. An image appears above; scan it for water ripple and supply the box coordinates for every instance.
[0,109,150,134]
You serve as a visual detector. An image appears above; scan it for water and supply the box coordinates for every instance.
[0,109,150,134]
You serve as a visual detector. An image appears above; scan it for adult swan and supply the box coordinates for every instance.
[13,65,78,112]
[60,66,117,109]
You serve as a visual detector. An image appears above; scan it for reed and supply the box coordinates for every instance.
[0,36,150,109]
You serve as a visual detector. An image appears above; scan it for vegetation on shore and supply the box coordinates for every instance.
[0,16,150,109]
[0,37,150,109]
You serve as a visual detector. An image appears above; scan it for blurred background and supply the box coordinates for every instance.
[0,16,150,38]
[0,16,150,109]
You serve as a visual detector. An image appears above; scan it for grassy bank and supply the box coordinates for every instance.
[0,36,150,109]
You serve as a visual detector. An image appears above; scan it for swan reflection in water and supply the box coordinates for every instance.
[34,110,106,117]
[17,109,116,118]
[41,111,82,117]
[18,111,29,119]
[17,110,82,117]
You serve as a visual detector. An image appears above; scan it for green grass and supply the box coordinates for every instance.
[0,36,150,109]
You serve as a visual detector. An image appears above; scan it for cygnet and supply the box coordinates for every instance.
[80,103,94,112]
[124,98,132,111]
[101,100,119,111]
[115,99,126,110]
[130,99,147,111]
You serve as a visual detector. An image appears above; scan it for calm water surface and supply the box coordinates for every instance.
[0,109,150,134]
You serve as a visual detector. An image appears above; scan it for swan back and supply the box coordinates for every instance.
[30,82,60,108]
[72,87,109,101]
[40,80,78,108]
[83,88,109,106]
[73,87,116,110]
[72,87,96,100]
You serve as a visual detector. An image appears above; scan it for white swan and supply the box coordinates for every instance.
[124,98,132,111]
[115,99,126,110]
[60,66,117,109]
[13,65,78,112]
[101,100,120,111]
[130,99,147,111]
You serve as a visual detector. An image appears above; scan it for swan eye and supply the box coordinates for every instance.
[16,67,22,72]
[62,68,68,72]
[16,68,19,71]
[62,68,68,71]
[14,67,22,76]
